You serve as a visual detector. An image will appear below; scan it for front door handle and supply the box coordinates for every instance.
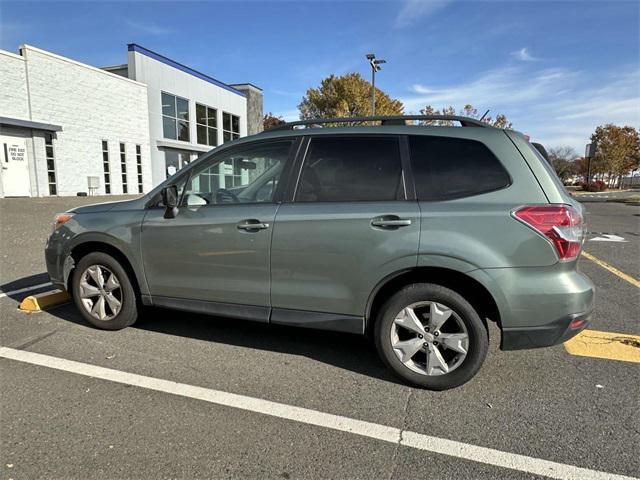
[371,215,412,229]
[237,219,270,232]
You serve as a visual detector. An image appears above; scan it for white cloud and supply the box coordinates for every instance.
[511,47,538,62]
[125,20,174,36]
[400,65,640,151]
[394,0,453,29]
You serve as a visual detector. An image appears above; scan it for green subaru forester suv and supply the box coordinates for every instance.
[45,115,594,390]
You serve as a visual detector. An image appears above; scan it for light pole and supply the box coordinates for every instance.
[366,53,386,116]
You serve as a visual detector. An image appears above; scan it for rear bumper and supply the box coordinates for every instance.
[500,311,591,350]
[468,265,595,351]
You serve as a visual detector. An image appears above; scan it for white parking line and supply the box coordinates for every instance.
[0,282,52,299]
[0,347,635,480]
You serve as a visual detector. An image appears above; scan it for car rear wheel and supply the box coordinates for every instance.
[71,252,138,330]
[375,283,488,390]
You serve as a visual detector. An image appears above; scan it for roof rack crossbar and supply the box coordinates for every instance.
[266,115,490,131]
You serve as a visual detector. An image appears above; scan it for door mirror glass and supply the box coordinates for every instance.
[161,185,179,207]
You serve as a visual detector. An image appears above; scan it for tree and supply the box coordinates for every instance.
[420,104,513,128]
[548,146,578,183]
[590,124,640,188]
[299,73,404,120]
[263,112,286,130]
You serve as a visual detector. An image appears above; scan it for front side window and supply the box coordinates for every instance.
[196,104,218,146]
[409,136,510,201]
[162,92,190,142]
[222,112,240,143]
[295,136,403,202]
[182,140,292,206]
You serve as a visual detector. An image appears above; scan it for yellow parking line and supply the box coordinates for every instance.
[581,251,640,288]
[565,329,640,363]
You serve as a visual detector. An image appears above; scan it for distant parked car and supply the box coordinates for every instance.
[46,115,594,390]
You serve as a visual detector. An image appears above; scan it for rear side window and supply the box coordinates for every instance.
[295,136,403,202]
[409,136,510,201]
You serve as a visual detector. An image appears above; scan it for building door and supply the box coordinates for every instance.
[1,136,31,197]
[164,150,192,178]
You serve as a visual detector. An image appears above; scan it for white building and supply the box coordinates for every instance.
[0,43,262,197]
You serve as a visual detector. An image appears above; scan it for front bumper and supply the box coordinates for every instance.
[45,231,72,291]
[500,311,591,350]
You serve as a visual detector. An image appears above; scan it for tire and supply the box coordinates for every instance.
[71,252,139,330]
[374,283,488,390]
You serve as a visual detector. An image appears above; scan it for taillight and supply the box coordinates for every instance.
[512,205,584,261]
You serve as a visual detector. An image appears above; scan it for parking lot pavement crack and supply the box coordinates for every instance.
[387,388,414,480]
[7,328,62,350]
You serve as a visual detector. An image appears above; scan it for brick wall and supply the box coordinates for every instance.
[17,46,152,196]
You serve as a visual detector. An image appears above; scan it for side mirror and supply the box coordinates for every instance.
[161,185,179,219]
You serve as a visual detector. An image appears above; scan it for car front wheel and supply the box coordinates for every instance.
[71,252,138,330]
[375,283,488,390]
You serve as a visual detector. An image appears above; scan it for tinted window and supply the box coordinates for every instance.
[409,136,510,200]
[296,136,403,202]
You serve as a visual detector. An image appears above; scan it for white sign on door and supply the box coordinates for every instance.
[1,136,31,197]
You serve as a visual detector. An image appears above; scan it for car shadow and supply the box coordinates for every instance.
[0,272,52,301]
[46,303,404,386]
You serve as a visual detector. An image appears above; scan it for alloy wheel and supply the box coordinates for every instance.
[78,265,123,321]
[390,301,469,376]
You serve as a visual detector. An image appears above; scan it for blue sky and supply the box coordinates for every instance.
[1,0,638,151]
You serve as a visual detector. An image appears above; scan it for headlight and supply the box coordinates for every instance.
[53,213,74,232]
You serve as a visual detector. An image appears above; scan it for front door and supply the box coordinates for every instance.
[1,136,31,197]
[271,135,420,319]
[141,139,296,319]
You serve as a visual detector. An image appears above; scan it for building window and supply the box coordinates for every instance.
[222,112,240,143]
[45,134,57,195]
[136,145,143,194]
[162,92,190,142]
[196,104,218,146]
[120,143,128,194]
[102,140,111,194]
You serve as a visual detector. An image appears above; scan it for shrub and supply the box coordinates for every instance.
[580,180,606,192]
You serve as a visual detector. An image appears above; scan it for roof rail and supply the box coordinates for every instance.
[265,115,490,131]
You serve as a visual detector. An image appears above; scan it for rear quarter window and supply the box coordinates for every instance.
[409,135,511,201]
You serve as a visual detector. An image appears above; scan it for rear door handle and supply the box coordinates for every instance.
[371,216,412,229]
[237,219,270,232]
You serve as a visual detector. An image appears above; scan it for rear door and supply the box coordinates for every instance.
[270,135,420,328]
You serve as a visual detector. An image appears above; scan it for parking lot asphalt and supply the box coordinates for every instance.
[1,196,638,479]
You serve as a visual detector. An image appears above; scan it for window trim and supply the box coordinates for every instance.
[406,133,512,202]
[161,91,190,142]
[102,140,111,194]
[288,134,410,204]
[120,142,128,194]
[221,111,241,143]
[45,134,58,196]
[136,144,143,193]
[195,103,218,147]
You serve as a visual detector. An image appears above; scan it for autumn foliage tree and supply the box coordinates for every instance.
[420,104,513,128]
[548,146,578,183]
[263,112,286,130]
[590,124,640,188]
[299,73,404,120]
